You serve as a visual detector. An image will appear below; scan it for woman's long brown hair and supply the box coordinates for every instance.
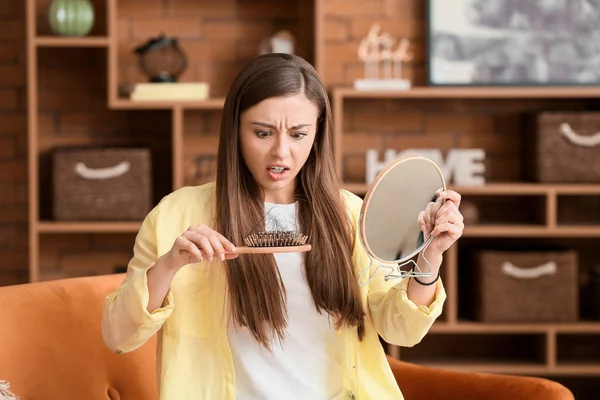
[215,53,365,350]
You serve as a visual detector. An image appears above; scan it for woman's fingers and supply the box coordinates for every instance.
[418,210,429,239]
[430,196,444,224]
[437,189,462,208]
[195,224,236,252]
[184,227,237,262]
[431,221,462,238]
[423,202,433,230]
[207,233,227,261]
[213,231,236,252]
[434,211,465,229]
[175,235,204,262]
[436,201,464,223]
[183,231,214,261]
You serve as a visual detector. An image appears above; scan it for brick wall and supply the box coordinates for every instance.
[0,0,28,286]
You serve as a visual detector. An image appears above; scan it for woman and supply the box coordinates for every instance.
[102,53,464,400]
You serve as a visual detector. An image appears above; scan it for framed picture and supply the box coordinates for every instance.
[426,0,600,86]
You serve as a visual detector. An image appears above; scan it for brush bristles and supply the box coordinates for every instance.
[244,231,308,247]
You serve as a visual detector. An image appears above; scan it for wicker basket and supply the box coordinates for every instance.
[530,112,600,183]
[53,147,152,221]
[475,250,579,323]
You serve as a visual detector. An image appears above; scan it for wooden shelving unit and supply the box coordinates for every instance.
[332,86,600,388]
[25,0,600,396]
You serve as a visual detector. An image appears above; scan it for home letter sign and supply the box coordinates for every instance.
[365,148,486,186]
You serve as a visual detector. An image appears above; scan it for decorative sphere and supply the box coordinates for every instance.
[48,0,95,37]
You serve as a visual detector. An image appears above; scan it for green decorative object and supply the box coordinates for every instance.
[48,0,95,37]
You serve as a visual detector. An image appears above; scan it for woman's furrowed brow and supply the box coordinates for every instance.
[251,122,312,129]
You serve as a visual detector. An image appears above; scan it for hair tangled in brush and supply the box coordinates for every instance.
[0,381,18,400]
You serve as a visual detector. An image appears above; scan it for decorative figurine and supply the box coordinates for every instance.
[355,24,413,91]
[134,35,188,83]
[258,30,295,56]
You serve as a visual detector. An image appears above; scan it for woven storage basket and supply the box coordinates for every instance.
[475,250,579,323]
[53,147,152,221]
[531,112,600,183]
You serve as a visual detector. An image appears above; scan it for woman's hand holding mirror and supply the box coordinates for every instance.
[418,189,464,256]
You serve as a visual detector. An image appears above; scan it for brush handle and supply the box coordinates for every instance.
[227,244,312,254]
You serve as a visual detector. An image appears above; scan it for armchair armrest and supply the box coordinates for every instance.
[386,356,574,400]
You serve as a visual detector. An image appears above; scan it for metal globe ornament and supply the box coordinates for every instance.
[134,35,188,83]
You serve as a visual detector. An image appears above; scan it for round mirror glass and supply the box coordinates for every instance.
[359,156,446,266]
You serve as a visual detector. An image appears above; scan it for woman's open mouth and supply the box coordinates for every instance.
[267,165,289,181]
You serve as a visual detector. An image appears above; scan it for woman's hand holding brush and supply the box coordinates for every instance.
[164,224,239,269]
[146,224,236,313]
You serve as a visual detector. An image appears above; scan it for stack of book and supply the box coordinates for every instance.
[130,82,209,101]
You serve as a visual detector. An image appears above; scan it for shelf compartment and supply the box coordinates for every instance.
[458,238,600,323]
[460,194,546,227]
[335,93,593,188]
[35,0,108,37]
[557,195,600,227]
[557,334,600,366]
[38,232,136,281]
[115,0,315,99]
[36,47,173,221]
[397,333,548,367]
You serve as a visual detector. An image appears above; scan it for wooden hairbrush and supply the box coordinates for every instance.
[227,230,311,254]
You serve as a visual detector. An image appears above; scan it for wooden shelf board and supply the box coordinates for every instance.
[110,98,225,110]
[411,362,600,376]
[37,221,141,233]
[432,322,600,334]
[450,183,600,195]
[34,36,110,47]
[554,186,600,195]
[343,182,600,196]
[334,86,600,99]
[464,225,600,237]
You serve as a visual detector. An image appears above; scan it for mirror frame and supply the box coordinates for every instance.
[358,155,447,265]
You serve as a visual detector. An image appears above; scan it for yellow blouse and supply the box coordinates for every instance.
[102,182,446,399]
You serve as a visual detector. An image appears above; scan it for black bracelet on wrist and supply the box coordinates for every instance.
[411,266,441,286]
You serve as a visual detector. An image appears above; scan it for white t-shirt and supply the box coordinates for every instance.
[226,202,344,399]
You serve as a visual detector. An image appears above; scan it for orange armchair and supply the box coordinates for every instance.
[387,356,573,400]
[0,274,574,400]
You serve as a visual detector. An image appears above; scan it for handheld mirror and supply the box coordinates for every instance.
[357,156,446,286]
